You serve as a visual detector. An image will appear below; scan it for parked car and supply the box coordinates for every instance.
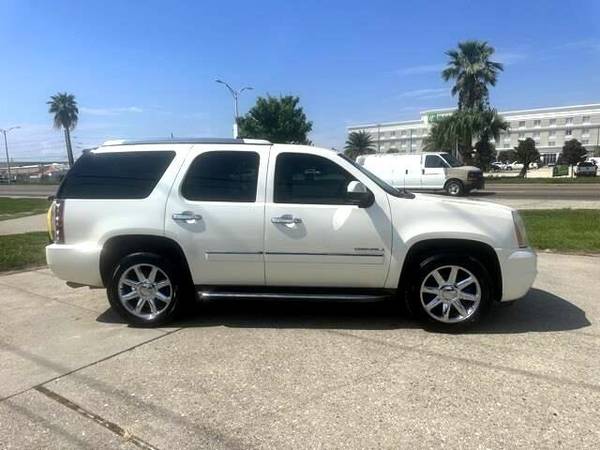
[46,138,536,329]
[490,161,507,171]
[574,161,598,177]
[505,161,538,170]
[506,162,523,171]
[356,152,484,196]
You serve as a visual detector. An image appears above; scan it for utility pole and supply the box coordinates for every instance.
[215,80,253,138]
[1,126,20,184]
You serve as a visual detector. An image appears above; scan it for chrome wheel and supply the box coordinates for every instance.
[447,182,461,196]
[420,265,481,323]
[117,263,173,320]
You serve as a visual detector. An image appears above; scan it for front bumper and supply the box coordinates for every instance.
[466,178,485,190]
[46,243,104,287]
[496,247,537,301]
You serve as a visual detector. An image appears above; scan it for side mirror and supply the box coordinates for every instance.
[347,181,374,208]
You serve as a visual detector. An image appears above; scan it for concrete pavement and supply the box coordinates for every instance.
[0,253,598,448]
[0,213,47,235]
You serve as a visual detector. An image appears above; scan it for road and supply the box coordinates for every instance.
[0,184,57,198]
[0,253,598,448]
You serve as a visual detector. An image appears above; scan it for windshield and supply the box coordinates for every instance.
[440,153,463,167]
[338,154,414,198]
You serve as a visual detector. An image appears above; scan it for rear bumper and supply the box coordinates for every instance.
[496,248,537,301]
[46,243,103,287]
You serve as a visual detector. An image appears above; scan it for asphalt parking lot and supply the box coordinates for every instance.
[1,253,599,449]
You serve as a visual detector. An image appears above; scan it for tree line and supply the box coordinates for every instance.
[47,40,593,173]
[343,40,594,176]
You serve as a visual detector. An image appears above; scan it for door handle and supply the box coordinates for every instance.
[271,214,302,225]
[172,211,203,223]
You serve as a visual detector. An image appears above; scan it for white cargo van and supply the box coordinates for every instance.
[356,152,484,196]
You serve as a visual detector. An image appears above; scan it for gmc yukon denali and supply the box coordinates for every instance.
[46,138,537,329]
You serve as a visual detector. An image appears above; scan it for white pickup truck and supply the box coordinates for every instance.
[46,138,537,329]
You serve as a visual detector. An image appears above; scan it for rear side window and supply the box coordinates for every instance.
[181,151,259,202]
[57,151,175,199]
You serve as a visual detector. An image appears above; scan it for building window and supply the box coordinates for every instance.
[565,117,573,125]
[582,116,591,124]
[549,118,556,126]
[565,129,573,136]
[548,141,555,147]
[518,121,526,128]
[391,130,395,137]
[534,120,541,127]
[401,130,407,137]
[582,139,589,145]
[533,131,540,141]
[518,132,525,140]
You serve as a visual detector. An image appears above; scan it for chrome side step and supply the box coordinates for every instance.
[197,291,389,302]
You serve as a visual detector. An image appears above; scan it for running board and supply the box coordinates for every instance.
[197,291,390,302]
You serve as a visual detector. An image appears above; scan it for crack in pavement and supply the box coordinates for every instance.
[0,328,182,403]
[35,385,160,450]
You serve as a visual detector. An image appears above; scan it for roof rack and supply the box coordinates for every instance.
[101,138,271,146]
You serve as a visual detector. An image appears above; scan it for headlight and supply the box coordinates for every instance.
[512,211,528,248]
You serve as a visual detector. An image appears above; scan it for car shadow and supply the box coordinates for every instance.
[96,288,590,334]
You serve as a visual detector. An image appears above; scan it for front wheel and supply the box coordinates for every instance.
[408,255,491,329]
[445,180,464,196]
[107,253,183,327]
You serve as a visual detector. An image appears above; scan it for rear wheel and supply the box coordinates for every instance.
[445,179,464,196]
[107,253,183,327]
[408,255,491,329]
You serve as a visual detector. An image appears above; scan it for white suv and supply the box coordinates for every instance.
[46,138,537,329]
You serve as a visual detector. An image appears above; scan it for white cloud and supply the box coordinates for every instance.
[495,51,527,65]
[397,88,449,100]
[80,106,144,116]
[556,39,600,52]
[396,64,445,76]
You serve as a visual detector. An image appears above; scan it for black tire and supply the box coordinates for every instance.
[407,254,492,330]
[107,252,183,327]
[445,179,464,196]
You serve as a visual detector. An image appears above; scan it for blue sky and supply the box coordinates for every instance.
[1,0,600,161]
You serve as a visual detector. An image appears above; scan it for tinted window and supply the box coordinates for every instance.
[425,155,447,168]
[274,153,356,204]
[181,151,259,202]
[57,151,175,199]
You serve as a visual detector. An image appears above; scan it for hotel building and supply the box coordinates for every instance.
[347,103,600,164]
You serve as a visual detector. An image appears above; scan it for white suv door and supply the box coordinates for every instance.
[165,146,269,285]
[264,149,392,288]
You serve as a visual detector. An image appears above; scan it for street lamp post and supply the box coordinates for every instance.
[215,80,253,138]
[0,126,20,184]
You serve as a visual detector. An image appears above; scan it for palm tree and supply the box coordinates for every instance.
[473,109,509,169]
[344,130,376,160]
[48,92,79,166]
[442,40,503,111]
[423,115,457,153]
[423,109,509,167]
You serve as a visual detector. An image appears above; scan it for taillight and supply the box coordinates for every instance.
[51,199,65,243]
